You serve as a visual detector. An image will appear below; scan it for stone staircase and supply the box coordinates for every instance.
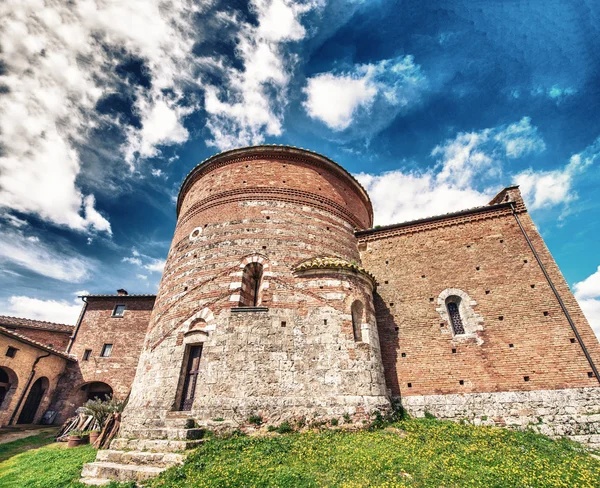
[80,425,206,486]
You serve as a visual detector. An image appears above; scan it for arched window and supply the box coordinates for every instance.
[446,297,465,335]
[239,262,264,307]
[351,300,364,342]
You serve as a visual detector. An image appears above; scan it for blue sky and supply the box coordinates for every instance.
[0,0,599,337]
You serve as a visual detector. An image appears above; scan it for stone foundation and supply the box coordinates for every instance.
[402,387,600,449]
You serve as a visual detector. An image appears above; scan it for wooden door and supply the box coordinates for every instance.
[180,345,202,411]
[17,378,46,424]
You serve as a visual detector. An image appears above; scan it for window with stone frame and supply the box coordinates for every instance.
[446,297,466,335]
[112,304,126,317]
[239,262,264,307]
[351,300,364,342]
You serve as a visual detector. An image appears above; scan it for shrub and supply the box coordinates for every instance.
[343,413,352,424]
[247,414,263,426]
[82,395,125,430]
[424,411,437,420]
[330,418,339,426]
[275,421,294,434]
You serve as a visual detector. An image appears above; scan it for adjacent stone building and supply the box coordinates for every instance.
[2,146,599,459]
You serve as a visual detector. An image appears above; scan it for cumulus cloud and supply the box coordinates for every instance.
[574,266,600,339]
[122,250,165,273]
[0,296,82,325]
[303,55,426,132]
[515,136,599,210]
[357,117,546,225]
[204,0,320,149]
[531,85,577,103]
[0,227,91,282]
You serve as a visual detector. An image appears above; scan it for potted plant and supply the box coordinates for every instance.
[67,430,85,448]
[89,430,100,445]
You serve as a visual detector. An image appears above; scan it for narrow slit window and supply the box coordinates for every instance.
[446,299,465,335]
[351,300,364,342]
[83,349,92,361]
[112,304,126,317]
[239,262,264,307]
[100,344,113,358]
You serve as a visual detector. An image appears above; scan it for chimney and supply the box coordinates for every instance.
[117,289,128,296]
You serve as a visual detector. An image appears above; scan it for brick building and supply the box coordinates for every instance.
[2,146,599,462]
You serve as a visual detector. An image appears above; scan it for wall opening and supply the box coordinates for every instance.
[178,344,203,411]
[0,367,18,411]
[81,382,113,402]
[351,300,364,342]
[446,296,466,335]
[239,262,264,307]
[17,376,49,424]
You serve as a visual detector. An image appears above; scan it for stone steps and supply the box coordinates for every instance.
[80,429,206,485]
[126,427,206,440]
[110,437,205,452]
[80,461,165,484]
[96,449,185,467]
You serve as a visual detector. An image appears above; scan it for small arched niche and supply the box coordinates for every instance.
[0,367,18,411]
[239,262,264,307]
[351,300,364,342]
[436,288,484,341]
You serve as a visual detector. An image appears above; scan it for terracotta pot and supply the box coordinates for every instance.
[89,431,100,445]
[67,435,84,448]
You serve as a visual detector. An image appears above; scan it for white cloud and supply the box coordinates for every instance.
[1,296,82,325]
[136,274,148,280]
[0,0,204,231]
[303,55,426,132]
[1,214,29,228]
[0,227,91,282]
[574,266,600,340]
[123,257,143,266]
[144,258,166,273]
[515,136,599,210]
[204,0,320,149]
[357,117,546,226]
[151,169,163,177]
[356,170,491,225]
[531,84,577,102]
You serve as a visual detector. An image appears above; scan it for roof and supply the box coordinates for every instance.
[294,256,376,283]
[176,145,373,225]
[79,294,156,299]
[0,315,74,334]
[355,202,513,237]
[0,326,76,361]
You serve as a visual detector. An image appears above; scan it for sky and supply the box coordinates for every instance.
[0,0,599,338]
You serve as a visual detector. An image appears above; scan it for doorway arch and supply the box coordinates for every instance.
[0,367,18,411]
[81,382,113,402]
[17,376,49,424]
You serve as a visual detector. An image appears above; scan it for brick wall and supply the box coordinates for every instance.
[2,327,71,351]
[0,334,69,427]
[358,188,600,398]
[51,296,155,423]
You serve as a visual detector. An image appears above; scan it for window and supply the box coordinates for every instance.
[446,298,465,335]
[83,349,92,361]
[351,300,364,342]
[6,347,17,358]
[112,304,126,317]
[100,344,113,357]
[239,262,264,307]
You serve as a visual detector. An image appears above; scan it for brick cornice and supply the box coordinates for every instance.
[176,145,373,226]
[356,203,517,242]
[178,186,365,229]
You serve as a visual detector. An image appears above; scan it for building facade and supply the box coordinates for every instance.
[1,145,599,451]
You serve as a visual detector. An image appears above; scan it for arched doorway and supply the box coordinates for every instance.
[17,377,49,424]
[0,367,18,410]
[81,382,113,402]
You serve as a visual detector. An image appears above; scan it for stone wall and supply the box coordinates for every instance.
[51,295,155,423]
[121,147,389,433]
[402,387,600,449]
[358,187,600,398]
[0,333,70,427]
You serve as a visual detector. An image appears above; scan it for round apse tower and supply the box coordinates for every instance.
[121,145,390,432]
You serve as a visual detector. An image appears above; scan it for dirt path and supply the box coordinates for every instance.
[0,426,57,445]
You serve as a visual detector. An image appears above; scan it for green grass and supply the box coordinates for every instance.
[0,419,599,487]
[0,434,96,488]
[148,419,600,488]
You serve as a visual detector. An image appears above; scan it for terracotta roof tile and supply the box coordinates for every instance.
[0,315,74,333]
[0,326,76,361]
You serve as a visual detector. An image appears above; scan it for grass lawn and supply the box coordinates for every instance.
[0,432,96,488]
[0,419,599,487]
[148,419,600,488]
